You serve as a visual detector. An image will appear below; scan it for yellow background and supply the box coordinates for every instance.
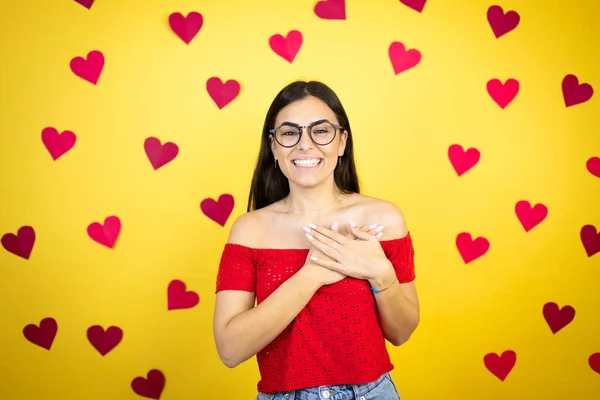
[1,0,599,399]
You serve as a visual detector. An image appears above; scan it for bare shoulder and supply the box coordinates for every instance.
[356,194,408,239]
[225,208,268,247]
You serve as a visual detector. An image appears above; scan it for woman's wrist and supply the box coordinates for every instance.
[368,260,396,290]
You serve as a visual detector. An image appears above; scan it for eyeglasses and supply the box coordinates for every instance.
[269,119,342,148]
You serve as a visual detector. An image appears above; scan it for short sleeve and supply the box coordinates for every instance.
[215,243,256,293]
[381,232,416,283]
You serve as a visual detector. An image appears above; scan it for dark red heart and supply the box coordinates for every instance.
[543,302,575,334]
[399,0,427,12]
[487,5,520,38]
[2,225,35,260]
[144,137,179,170]
[167,280,200,310]
[74,0,94,9]
[131,369,165,400]
[87,325,123,356]
[562,74,594,107]
[484,350,516,381]
[206,77,240,109]
[580,225,600,257]
[168,12,203,44]
[201,194,234,227]
[23,318,57,350]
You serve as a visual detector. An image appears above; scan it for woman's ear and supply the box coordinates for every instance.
[338,130,348,156]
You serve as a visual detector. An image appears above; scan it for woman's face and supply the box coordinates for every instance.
[270,96,348,188]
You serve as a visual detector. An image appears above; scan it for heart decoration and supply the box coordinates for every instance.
[2,225,35,260]
[206,77,240,109]
[167,280,200,310]
[389,42,421,74]
[586,157,600,178]
[487,79,519,109]
[484,350,516,381]
[580,225,600,257]
[562,74,594,107]
[515,201,548,232]
[131,369,165,400]
[87,325,123,356]
[487,5,520,38]
[543,302,575,334]
[87,216,121,248]
[144,137,179,170]
[70,50,104,85]
[269,30,303,63]
[589,353,600,375]
[456,232,489,264]
[41,127,76,160]
[314,0,346,20]
[169,12,203,44]
[23,318,58,350]
[74,0,94,9]
[201,194,234,227]
[448,144,480,176]
[399,0,427,12]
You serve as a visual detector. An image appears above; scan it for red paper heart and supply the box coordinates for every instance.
[389,42,421,74]
[206,77,240,109]
[201,194,234,227]
[131,369,165,400]
[87,325,123,356]
[487,5,520,38]
[399,0,427,12]
[87,216,121,248]
[586,157,600,178]
[1,225,35,260]
[515,201,547,232]
[543,302,575,334]
[314,0,346,20]
[167,280,200,310]
[269,30,303,63]
[580,225,600,257]
[144,137,179,170]
[23,318,57,350]
[41,127,76,160]
[448,144,480,176]
[562,74,594,107]
[168,12,203,44]
[70,50,104,85]
[589,353,600,375]
[456,232,489,264]
[484,350,516,381]
[487,79,519,109]
[74,0,94,9]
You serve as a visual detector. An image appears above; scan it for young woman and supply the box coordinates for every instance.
[213,80,419,400]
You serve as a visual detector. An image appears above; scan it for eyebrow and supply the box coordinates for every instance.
[280,119,330,126]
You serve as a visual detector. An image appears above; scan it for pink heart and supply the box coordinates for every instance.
[515,201,547,232]
[389,42,421,74]
[487,5,520,38]
[70,50,104,85]
[87,216,121,248]
[456,232,489,264]
[589,353,600,375]
[201,194,234,227]
[41,127,76,160]
[206,77,240,109]
[580,224,600,257]
[167,280,200,310]
[1,225,35,260]
[484,350,516,381]
[74,0,94,9]
[314,0,346,20]
[87,325,123,356]
[543,302,575,334]
[144,137,179,170]
[487,79,519,109]
[131,370,165,400]
[586,157,600,178]
[168,12,203,45]
[23,318,57,350]
[399,0,427,12]
[269,30,303,63]
[448,144,480,176]
[562,74,593,107]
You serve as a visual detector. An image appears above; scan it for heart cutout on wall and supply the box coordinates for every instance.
[543,302,575,334]
[487,78,519,109]
[131,369,165,400]
[42,127,76,160]
[167,280,200,310]
[169,12,203,44]
[448,144,480,176]
[270,30,303,63]
[23,318,57,350]
[70,50,104,85]
[487,5,520,38]
[87,216,121,248]
[2,226,35,260]
[314,0,346,20]
[586,157,600,178]
[580,225,600,257]
[144,137,179,170]
[515,201,548,232]
[456,232,489,264]
[74,0,94,9]
[201,194,234,226]
[484,350,516,381]
[206,77,240,109]
[87,325,123,356]
[389,42,421,74]
[399,0,427,13]
[562,74,594,107]
[589,353,600,375]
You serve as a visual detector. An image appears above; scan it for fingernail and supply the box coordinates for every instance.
[302,226,311,234]
[368,224,377,229]
[375,225,384,233]
[331,221,338,230]
[349,220,356,227]
[309,223,317,229]
[376,232,382,239]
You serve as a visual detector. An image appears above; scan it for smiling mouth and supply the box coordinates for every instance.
[292,158,323,168]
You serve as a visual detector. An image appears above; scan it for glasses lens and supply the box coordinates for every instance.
[310,122,336,145]
[275,125,301,147]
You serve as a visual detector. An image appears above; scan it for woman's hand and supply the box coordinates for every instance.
[303,220,394,282]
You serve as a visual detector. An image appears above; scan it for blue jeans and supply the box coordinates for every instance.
[256,372,400,400]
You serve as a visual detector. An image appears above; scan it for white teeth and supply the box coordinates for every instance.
[293,159,321,167]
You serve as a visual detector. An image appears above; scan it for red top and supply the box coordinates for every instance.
[215,232,416,394]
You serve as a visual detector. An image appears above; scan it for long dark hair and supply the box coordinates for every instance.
[247,80,360,212]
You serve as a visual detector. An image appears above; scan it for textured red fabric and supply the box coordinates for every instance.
[215,232,416,394]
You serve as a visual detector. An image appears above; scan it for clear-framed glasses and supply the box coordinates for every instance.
[269,119,342,148]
